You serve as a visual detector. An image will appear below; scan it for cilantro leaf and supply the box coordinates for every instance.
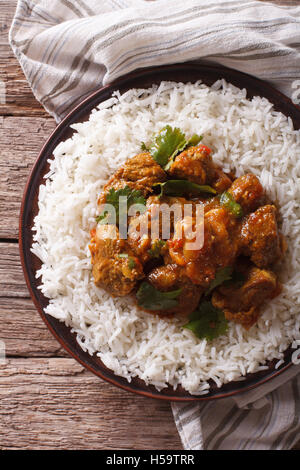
[149,126,187,168]
[128,258,136,269]
[205,266,233,296]
[141,141,148,151]
[148,239,166,258]
[146,126,202,170]
[205,267,247,297]
[183,301,228,341]
[136,282,182,311]
[118,253,136,269]
[96,185,146,225]
[106,186,146,213]
[95,212,109,224]
[223,269,246,289]
[220,191,243,218]
[186,134,203,147]
[154,179,216,198]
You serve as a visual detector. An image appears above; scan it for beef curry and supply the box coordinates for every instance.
[89,126,285,339]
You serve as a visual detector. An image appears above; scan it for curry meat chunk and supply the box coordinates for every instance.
[147,264,203,316]
[168,145,232,193]
[213,167,234,193]
[89,225,144,296]
[168,206,239,286]
[127,195,192,264]
[239,205,283,268]
[98,152,166,204]
[91,143,285,327]
[168,145,214,184]
[200,174,264,216]
[212,266,278,329]
[228,174,264,214]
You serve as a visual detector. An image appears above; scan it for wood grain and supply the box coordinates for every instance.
[0,2,48,117]
[0,297,67,357]
[0,116,55,239]
[0,358,182,450]
[0,242,30,297]
[0,242,68,357]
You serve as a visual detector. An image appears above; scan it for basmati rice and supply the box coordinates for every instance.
[31,80,300,394]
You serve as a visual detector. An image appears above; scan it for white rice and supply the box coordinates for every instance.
[31,80,300,394]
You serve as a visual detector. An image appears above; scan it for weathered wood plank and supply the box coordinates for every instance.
[0,324,298,447]
[0,297,67,357]
[0,242,29,297]
[0,1,48,116]
[0,58,48,117]
[0,357,182,450]
[0,1,15,46]
[0,116,56,239]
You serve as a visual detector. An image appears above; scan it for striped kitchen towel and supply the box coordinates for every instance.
[9,0,300,450]
[172,363,300,450]
[9,0,300,122]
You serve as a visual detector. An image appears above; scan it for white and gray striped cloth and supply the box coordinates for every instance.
[173,365,300,450]
[9,0,300,450]
[9,0,300,122]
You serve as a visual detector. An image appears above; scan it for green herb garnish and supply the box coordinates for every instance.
[186,134,203,147]
[148,239,166,258]
[154,179,216,198]
[136,282,182,311]
[205,266,233,296]
[205,267,247,296]
[183,301,228,341]
[149,126,186,168]
[220,191,243,218]
[96,185,146,224]
[146,126,202,170]
[95,212,109,224]
[164,132,203,171]
[223,269,246,289]
[128,258,136,269]
[118,253,136,269]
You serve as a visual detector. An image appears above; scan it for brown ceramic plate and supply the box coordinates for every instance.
[19,63,300,401]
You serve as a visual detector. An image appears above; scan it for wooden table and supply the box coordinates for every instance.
[0,0,299,450]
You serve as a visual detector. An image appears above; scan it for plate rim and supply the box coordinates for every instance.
[19,62,299,401]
